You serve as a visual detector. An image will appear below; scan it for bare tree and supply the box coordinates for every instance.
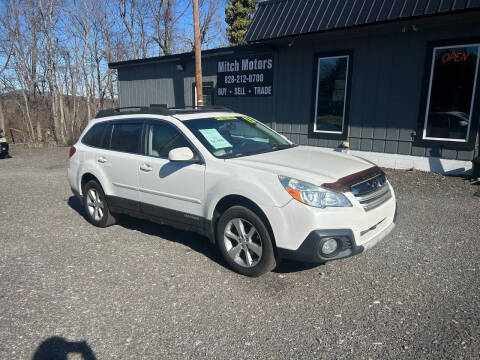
[0,6,15,133]
[4,0,40,142]
[38,0,67,143]
[119,0,139,59]
[0,0,228,145]
[184,0,224,50]
[149,0,189,56]
[199,0,222,45]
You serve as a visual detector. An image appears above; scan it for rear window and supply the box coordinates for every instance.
[82,122,108,148]
[110,123,142,154]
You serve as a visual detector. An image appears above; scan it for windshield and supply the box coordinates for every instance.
[183,115,294,159]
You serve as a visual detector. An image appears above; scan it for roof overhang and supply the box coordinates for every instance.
[108,43,274,69]
[244,0,480,43]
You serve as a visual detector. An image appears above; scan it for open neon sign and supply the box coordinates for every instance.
[442,51,470,63]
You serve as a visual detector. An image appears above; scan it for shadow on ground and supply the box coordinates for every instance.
[67,196,321,275]
[68,196,225,268]
[32,337,97,360]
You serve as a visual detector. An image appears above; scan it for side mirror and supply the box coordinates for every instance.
[168,147,195,162]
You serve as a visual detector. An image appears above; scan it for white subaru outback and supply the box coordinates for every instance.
[68,106,397,276]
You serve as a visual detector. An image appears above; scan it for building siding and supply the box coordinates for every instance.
[117,19,480,161]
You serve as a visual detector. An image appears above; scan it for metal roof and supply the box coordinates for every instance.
[245,0,480,42]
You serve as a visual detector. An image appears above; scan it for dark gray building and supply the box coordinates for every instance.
[109,0,480,174]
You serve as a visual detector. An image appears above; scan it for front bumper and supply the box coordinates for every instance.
[277,203,397,263]
[0,142,8,155]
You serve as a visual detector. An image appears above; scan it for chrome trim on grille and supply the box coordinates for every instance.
[352,175,392,211]
[358,183,390,202]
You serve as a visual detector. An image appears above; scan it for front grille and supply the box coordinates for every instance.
[351,174,392,211]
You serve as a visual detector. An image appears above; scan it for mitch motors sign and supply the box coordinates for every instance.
[217,54,274,97]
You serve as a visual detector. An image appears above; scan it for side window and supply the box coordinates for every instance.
[101,124,113,149]
[110,123,143,154]
[146,123,190,158]
[81,122,108,148]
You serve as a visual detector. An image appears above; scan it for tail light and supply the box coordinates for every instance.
[69,146,76,158]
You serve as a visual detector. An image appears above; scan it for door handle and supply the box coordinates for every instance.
[98,156,107,163]
[140,164,153,172]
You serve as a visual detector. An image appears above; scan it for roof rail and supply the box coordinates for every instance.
[167,105,233,113]
[95,106,172,118]
[95,105,234,118]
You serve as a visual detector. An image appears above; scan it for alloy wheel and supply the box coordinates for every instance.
[223,218,263,268]
[86,188,105,222]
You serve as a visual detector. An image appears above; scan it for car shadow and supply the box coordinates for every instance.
[32,336,97,360]
[67,196,225,269]
[118,215,226,268]
[273,260,321,274]
[67,195,319,274]
[68,196,89,222]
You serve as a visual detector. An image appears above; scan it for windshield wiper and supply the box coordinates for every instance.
[270,144,296,151]
[223,144,296,159]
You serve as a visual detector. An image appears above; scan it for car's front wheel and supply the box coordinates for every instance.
[216,205,276,277]
[83,180,116,227]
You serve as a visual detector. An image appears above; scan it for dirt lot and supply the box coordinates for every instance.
[1,147,479,359]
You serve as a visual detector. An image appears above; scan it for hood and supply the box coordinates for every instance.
[228,146,372,185]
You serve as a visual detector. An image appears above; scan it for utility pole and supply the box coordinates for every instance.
[193,0,203,107]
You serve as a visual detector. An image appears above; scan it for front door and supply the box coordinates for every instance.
[138,121,206,229]
[192,82,214,107]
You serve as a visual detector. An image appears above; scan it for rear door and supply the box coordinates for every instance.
[99,119,144,213]
[138,120,206,229]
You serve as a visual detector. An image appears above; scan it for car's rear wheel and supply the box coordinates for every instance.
[83,180,116,227]
[216,205,276,277]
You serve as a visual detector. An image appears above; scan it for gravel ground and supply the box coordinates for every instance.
[1,147,479,359]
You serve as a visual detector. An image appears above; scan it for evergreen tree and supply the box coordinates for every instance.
[225,0,259,46]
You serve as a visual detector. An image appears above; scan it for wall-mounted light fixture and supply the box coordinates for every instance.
[176,64,184,71]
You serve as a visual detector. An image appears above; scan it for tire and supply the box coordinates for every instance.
[83,180,116,227]
[216,205,276,277]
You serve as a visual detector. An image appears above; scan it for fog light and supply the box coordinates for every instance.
[321,238,338,255]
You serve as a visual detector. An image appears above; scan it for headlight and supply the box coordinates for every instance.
[278,176,352,208]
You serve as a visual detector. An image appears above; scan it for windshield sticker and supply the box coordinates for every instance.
[215,116,237,120]
[199,128,233,149]
[242,116,256,124]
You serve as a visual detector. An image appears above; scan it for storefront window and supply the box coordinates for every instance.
[313,55,349,134]
[423,44,480,142]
